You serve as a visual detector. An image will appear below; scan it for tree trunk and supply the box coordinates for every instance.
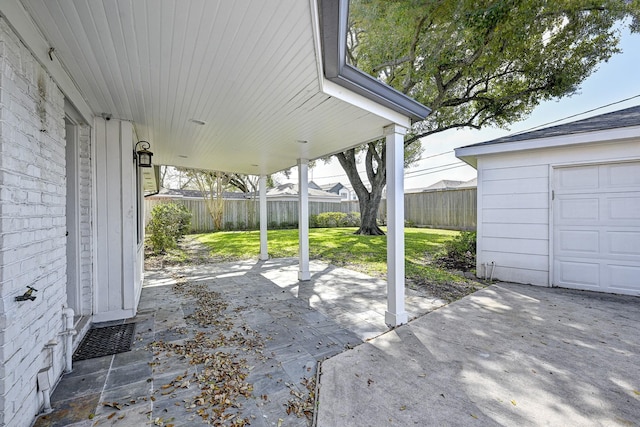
[336,145,387,236]
[356,188,385,235]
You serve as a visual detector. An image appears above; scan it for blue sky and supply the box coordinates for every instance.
[297,24,640,191]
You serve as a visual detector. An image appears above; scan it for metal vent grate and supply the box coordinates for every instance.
[73,323,136,361]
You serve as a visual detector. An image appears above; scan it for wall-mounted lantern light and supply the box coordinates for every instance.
[134,141,153,168]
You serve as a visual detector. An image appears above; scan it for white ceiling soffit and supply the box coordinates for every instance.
[16,0,428,175]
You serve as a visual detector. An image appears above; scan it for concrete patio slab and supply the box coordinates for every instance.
[317,283,640,427]
[35,258,443,426]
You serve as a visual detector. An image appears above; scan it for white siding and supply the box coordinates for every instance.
[93,118,141,322]
[0,18,68,426]
[476,141,640,286]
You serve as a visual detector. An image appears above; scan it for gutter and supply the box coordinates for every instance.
[318,0,431,122]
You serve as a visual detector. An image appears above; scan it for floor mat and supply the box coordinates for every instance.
[73,323,136,361]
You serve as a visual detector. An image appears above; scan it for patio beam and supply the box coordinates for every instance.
[385,123,409,327]
[259,175,268,260]
[298,159,310,281]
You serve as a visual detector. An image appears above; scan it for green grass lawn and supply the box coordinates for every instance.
[195,227,466,285]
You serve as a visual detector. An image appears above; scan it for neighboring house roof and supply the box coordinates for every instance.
[455,178,477,189]
[266,183,341,201]
[308,181,322,191]
[456,105,640,167]
[150,183,344,202]
[319,182,346,194]
[406,179,471,193]
[147,188,251,200]
[425,180,465,190]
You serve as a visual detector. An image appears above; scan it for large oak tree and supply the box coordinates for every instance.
[337,0,640,235]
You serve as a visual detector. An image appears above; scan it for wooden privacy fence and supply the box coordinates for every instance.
[144,198,359,233]
[401,188,476,230]
[144,188,476,232]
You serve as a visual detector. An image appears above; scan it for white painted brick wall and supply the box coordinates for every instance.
[0,18,71,427]
[78,124,93,317]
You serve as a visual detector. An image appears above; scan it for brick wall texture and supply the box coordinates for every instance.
[78,123,93,316]
[0,17,92,426]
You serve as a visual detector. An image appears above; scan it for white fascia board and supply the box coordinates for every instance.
[321,78,412,128]
[455,125,640,168]
[308,0,412,128]
[1,0,93,124]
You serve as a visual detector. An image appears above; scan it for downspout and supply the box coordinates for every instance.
[60,306,76,373]
[38,339,58,414]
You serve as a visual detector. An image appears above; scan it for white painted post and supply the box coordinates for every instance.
[259,175,268,260]
[298,159,310,281]
[385,124,408,326]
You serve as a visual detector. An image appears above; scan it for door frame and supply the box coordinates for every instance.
[65,104,83,315]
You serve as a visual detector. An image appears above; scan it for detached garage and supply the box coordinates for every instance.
[455,105,640,296]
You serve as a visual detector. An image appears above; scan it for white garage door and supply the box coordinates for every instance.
[553,161,640,296]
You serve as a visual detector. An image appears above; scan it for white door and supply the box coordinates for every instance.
[553,161,640,296]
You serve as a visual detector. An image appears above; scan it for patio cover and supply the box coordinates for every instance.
[8,0,429,174]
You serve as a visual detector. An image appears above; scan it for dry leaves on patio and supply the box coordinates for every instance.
[285,376,317,420]
[148,275,267,426]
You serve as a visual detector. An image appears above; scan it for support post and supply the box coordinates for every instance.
[298,159,310,281]
[384,124,408,326]
[259,175,268,260]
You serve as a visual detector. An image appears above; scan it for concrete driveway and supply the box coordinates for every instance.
[317,283,640,426]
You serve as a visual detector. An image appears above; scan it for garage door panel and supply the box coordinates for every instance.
[556,165,599,190]
[557,230,599,254]
[607,264,640,295]
[553,161,640,296]
[605,162,640,187]
[556,260,600,288]
[608,231,640,256]
[607,195,640,221]
[557,197,599,221]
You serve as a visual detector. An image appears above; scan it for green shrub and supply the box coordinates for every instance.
[312,212,361,228]
[147,203,192,254]
[345,212,361,227]
[435,231,476,271]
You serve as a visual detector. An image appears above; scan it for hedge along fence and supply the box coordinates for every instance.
[144,198,360,233]
[144,188,476,233]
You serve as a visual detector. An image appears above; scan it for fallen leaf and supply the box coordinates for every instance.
[511,400,517,406]
[102,402,122,410]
